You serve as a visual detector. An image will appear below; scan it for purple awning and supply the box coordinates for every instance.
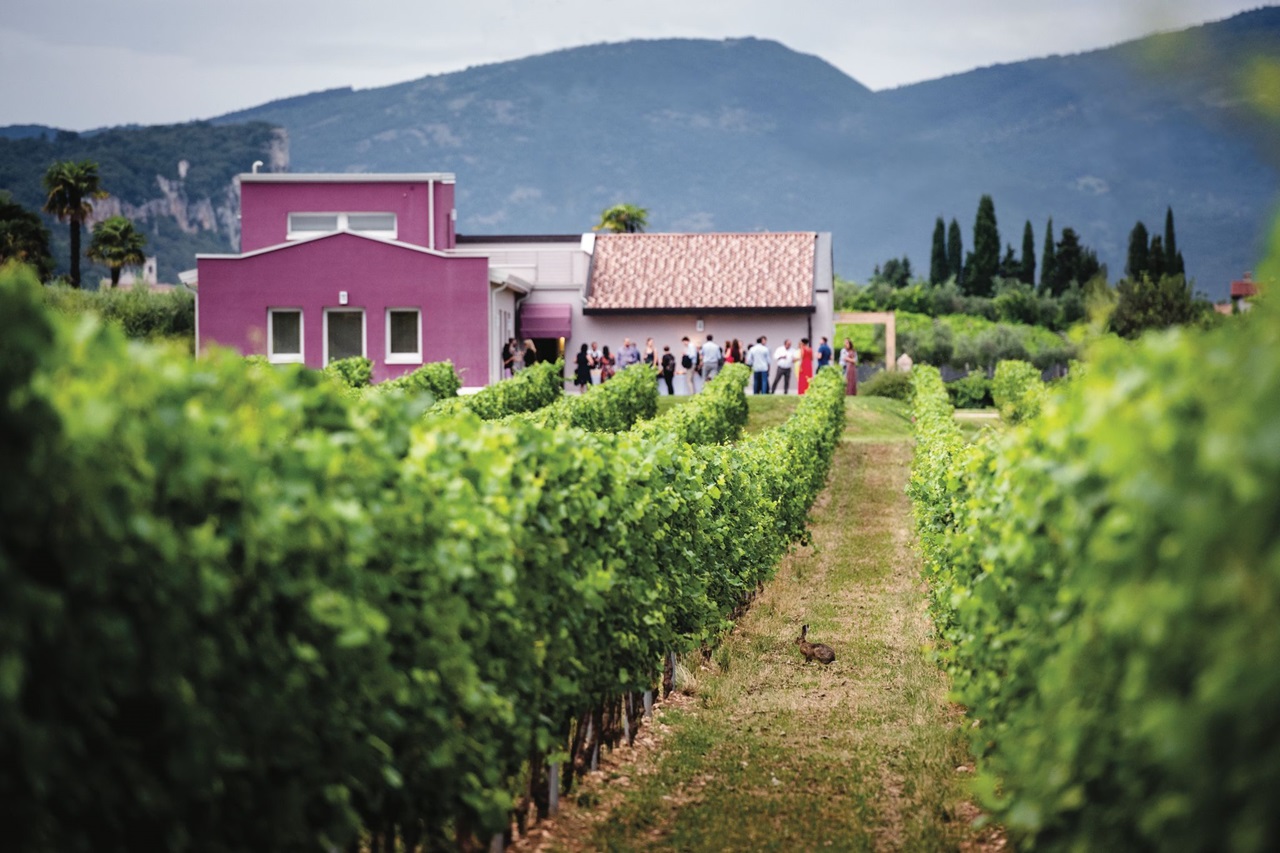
[519,302,572,338]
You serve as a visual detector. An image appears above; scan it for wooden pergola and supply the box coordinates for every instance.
[834,311,897,368]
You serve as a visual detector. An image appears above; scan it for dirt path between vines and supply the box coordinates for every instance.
[513,409,1003,852]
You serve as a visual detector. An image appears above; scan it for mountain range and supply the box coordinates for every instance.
[4,8,1279,299]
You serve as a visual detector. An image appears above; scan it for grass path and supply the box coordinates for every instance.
[518,397,1000,852]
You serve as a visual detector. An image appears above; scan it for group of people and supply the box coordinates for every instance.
[572,335,711,395]
[739,335,861,396]
[570,333,862,396]
[501,338,540,375]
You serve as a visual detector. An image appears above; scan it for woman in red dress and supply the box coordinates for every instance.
[796,337,814,395]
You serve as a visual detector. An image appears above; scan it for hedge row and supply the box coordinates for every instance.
[0,265,846,852]
[908,312,1280,851]
[317,356,542,417]
[514,361,658,432]
[450,359,564,420]
[632,362,750,444]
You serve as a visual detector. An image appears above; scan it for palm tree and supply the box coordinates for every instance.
[594,203,649,234]
[87,216,148,288]
[42,159,107,288]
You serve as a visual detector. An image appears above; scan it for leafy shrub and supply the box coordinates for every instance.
[859,368,913,401]
[375,360,460,400]
[323,355,373,388]
[946,373,991,408]
[991,359,1043,423]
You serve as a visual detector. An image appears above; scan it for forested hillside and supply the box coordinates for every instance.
[0,122,282,283]
[3,9,1277,296]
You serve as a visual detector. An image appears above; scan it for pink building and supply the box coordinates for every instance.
[197,171,836,390]
[196,173,496,385]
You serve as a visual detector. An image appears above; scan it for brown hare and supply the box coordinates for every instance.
[796,624,836,664]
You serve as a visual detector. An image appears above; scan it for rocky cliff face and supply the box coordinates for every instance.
[88,128,290,253]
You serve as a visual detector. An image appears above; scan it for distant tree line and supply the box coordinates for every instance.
[916,194,1104,298]
[850,195,1214,339]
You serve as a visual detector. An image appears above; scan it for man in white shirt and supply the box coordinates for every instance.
[746,336,772,395]
[771,338,796,394]
[700,334,723,383]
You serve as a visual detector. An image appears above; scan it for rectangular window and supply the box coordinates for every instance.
[325,310,365,363]
[288,212,397,240]
[288,213,339,235]
[348,213,397,234]
[268,309,303,363]
[386,308,421,364]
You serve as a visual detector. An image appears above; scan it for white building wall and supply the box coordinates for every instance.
[456,234,836,392]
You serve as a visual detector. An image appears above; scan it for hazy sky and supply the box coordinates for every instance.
[1,0,1268,130]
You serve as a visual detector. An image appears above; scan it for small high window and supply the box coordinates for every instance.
[386,308,422,364]
[268,309,303,363]
[288,213,339,234]
[348,213,397,233]
[287,212,398,240]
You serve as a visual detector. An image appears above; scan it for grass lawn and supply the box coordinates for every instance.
[519,395,1000,852]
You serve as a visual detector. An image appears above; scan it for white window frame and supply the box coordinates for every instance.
[323,308,367,364]
[267,308,304,364]
[385,307,423,365]
[287,212,398,241]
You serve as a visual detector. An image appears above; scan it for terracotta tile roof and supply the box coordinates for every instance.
[1232,273,1258,299]
[586,232,817,311]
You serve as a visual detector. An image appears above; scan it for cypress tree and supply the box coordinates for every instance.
[1149,235,1167,280]
[1020,220,1036,286]
[1041,218,1057,295]
[947,218,963,285]
[1164,206,1183,275]
[1126,221,1150,279]
[1054,227,1084,294]
[1000,244,1021,279]
[969,194,1000,297]
[930,217,948,284]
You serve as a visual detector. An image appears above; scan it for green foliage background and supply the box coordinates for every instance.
[40,281,195,344]
[836,310,1073,370]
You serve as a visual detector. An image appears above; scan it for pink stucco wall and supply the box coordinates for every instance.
[239,178,456,253]
[198,232,488,384]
